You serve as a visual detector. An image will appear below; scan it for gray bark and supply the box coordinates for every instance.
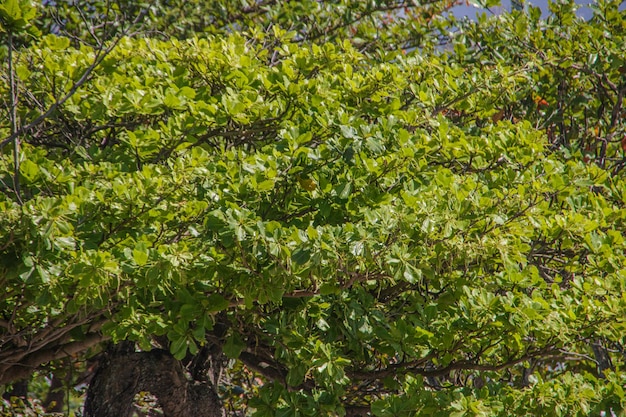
[83,347,225,417]
[592,339,613,378]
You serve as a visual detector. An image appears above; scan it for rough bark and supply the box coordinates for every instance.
[592,339,613,378]
[83,346,225,417]
[43,373,65,412]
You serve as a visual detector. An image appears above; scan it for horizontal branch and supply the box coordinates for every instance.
[238,350,287,382]
[0,332,109,385]
[347,347,561,381]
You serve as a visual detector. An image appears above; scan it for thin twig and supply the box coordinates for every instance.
[0,4,148,151]
[7,30,22,204]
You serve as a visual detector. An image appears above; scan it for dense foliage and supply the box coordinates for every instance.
[1,0,626,416]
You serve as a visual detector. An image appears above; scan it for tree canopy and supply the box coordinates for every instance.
[1,0,626,416]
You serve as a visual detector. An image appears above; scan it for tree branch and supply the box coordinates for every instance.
[0,332,109,385]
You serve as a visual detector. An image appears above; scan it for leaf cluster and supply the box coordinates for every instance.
[1,1,626,416]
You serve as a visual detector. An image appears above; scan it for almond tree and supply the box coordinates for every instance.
[1,1,626,416]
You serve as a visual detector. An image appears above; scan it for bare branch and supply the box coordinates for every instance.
[0,332,109,385]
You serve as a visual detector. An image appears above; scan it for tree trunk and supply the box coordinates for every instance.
[592,339,613,378]
[43,373,65,412]
[83,347,225,417]
[2,379,28,400]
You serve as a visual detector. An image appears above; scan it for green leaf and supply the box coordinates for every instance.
[206,294,230,312]
[0,0,36,31]
[319,283,340,295]
[163,92,182,109]
[132,247,149,266]
[286,364,306,387]
[20,159,38,181]
[223,333,245,359]
[291,247,310,265]
[0,0,22,23]
[170,336,188,360]
[335,181,352,199]
[180,303,198,320]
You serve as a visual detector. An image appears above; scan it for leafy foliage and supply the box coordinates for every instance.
[1,0,626,416]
